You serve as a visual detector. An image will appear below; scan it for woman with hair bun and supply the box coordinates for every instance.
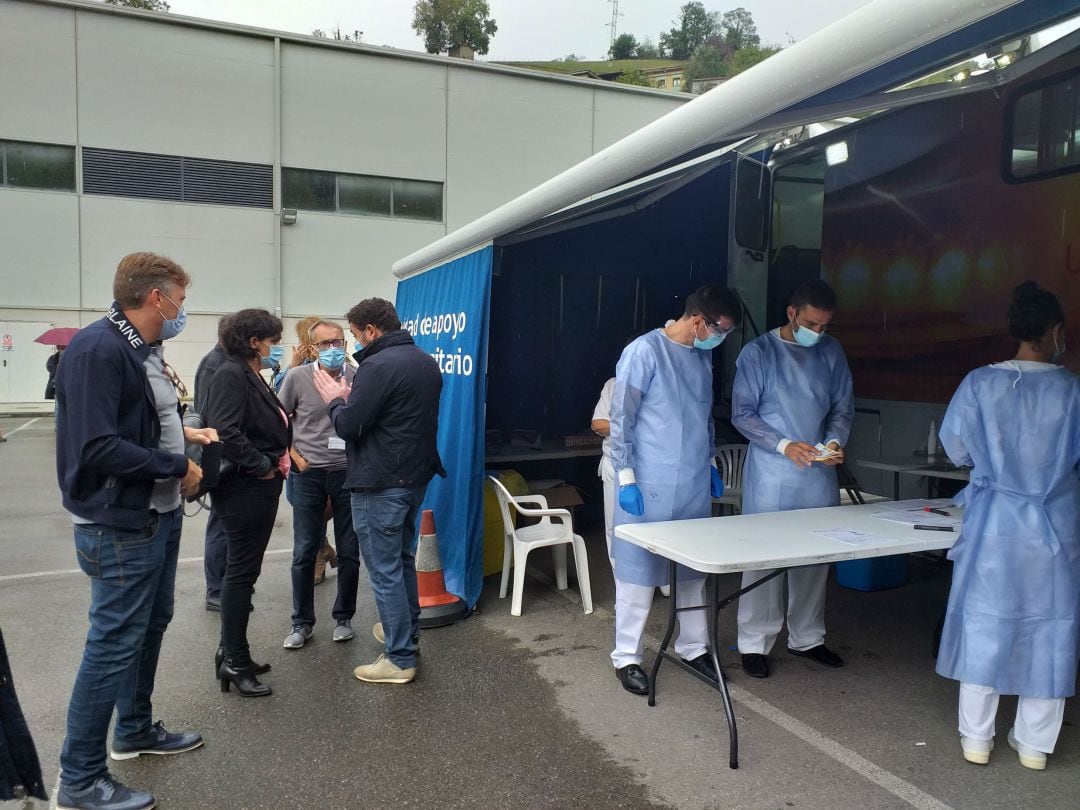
[936,281,1079,770]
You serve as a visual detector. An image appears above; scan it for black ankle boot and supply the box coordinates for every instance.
[215,646,270,678]
[218,658,272,697]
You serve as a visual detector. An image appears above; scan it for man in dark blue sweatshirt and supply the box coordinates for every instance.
[55,252,213,810]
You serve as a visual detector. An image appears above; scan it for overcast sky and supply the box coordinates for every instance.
[165,0,876,61]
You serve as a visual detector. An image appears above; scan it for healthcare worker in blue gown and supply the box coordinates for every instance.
[732,279,853,680]
[609,284,741,696]
[936,281,1080,771]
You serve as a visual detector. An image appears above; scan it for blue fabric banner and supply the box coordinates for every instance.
[395,246,492,608]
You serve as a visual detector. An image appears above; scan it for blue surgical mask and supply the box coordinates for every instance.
[1052,333,1066,364]
[354,340,364,354]
[260,343,284,369]
[157,291,186,340]
[694,333,726,351]
[792,317,823,348]
[319,347,346,370]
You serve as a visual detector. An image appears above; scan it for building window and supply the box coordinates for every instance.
[82,147,273,207]
[0,140,75,191]
[1006,68,1080,183]
[283,168,443,222]
[673,77,681,88]
[656,78,666,88]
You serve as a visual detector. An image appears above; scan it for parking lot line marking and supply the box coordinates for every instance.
[0,548,292,582]
[530,568,954,810]
[4,417,41,436]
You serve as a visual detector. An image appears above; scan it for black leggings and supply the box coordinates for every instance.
[214,474,282,667]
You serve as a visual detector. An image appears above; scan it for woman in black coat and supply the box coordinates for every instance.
[204,309,290,697]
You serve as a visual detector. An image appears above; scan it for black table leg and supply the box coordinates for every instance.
[648,560,678,707]
[707,573,739,768]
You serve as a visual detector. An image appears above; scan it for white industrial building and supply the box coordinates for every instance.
[0,0,685,403]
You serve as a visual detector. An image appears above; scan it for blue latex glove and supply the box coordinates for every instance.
[618,484,645,516]
[710,466,724,498]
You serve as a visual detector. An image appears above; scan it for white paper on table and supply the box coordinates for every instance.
[881,498,955,511]
[871,511,960,528]
[812,528,900,547]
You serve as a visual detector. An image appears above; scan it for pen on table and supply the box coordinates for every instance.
[914,524,954,532]
[923,507,951,516]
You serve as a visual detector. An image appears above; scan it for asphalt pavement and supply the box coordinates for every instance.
[2,414,1078,810]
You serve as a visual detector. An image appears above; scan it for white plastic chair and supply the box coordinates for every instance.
[713,443,748,515]
[487,475,593,617]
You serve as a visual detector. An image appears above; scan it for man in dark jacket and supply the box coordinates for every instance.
[314,298,445,685]
[193,319,230,611]
[54,252,213,810]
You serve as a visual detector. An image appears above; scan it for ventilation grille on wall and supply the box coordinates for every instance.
[82,148,272,208]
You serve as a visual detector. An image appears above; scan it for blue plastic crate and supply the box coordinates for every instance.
[835,555,908,592]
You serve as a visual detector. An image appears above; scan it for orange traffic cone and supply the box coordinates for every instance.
[416,509,468,628]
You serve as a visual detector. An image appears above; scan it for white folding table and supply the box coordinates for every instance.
[614,501,960,769]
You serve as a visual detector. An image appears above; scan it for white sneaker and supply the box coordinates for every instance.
[1008,728,1047,770]
[283,625,313,649]
[961,736,993,765]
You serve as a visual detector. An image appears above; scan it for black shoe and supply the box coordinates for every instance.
[56,773,155,810]
[616,664,650,695]
[215,646,270,679]
[683,653,719,682]
[788,644,843,668]
[741,653,770,679]
[218,659,272,697]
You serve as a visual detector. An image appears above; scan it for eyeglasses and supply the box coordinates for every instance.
[314,338,346,350]
[701,316,734,339]
[161,360,189,399]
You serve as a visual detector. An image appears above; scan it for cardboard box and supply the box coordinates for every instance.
[538,485,585,510]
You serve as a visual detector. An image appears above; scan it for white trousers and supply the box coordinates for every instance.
[600,456,615,567]
[611,577,707,668]
[958,682,1065,753]
[736,564,828,654]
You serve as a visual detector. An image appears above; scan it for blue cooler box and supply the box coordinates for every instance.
[835,555,908,591]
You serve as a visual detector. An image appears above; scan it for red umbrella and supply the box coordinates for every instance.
[34,326,80,347]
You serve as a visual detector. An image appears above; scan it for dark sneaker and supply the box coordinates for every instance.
[787,644,843,668]
[110,720,204,761]
[741,653,770,678]
[683,653,718,682]
[57,774,156,810]
[283,624,314,649]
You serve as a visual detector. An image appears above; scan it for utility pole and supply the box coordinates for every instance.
[607,0,623,55]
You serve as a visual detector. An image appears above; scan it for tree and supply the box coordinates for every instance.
[104,0,170,10]
[615,69,652,87]
[609,33,639,60]
[554,53,586,63]
[412,0,497,56]
[659,2,716,60]
[312,26,362,42]
[720,7,760,51]
[684,42,729,90]
[727,45,779,76]
[636,37,661,59]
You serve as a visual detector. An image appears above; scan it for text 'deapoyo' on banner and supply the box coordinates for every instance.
[395,245,492,608]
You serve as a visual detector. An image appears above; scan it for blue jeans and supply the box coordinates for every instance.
[288,467,360,627]
[351,486,426,668]
[59,508,182,790]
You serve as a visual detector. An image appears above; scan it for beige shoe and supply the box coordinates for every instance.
[1008,729,1047,770]
[961,736,993,765]
[353,653,415,684]
[373,622,384,643]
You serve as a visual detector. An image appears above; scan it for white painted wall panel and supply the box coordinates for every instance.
[592,91,684,151]
[280,213,445,315]
[78,197,276,312]
[75,12,275,162]
[282,46,447,181]
[445,71,594,230]
[0,190,80,308]
[0,3,76,144]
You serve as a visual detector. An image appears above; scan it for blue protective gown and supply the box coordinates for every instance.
[610,329,714,586]
[935,361,1080,699]
[731,330,853,514]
